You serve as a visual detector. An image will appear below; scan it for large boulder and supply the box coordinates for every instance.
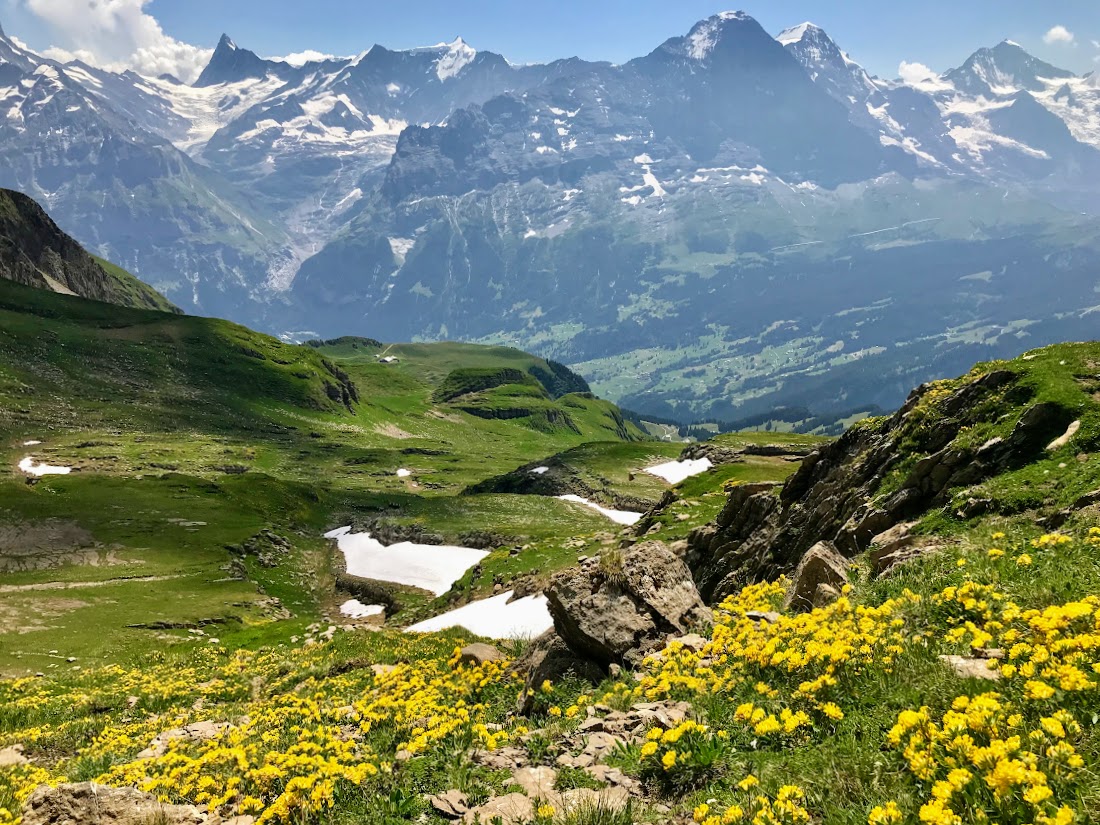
[545,541,711,669]
[21,783,216,825]
[783,542,849,612]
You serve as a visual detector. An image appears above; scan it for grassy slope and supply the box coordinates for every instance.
[90,256,179,314]
[0,280,803,674]
[1,298,1098,824]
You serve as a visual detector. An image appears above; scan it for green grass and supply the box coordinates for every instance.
[0,280,805,674]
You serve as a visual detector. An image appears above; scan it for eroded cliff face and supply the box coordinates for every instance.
[0,188,175,311]
[687,361,1083,602]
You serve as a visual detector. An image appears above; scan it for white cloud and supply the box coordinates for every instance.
[21,0,212,82]
[1042,25,1075,46]
[274,49,340,67]
[898,60,953,92]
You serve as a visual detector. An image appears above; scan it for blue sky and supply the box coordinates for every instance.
[3,0,1098,83]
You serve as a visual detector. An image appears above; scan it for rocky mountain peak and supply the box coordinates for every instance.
[194,33,273,87]
[945,39,1074,95]
[677,10,770,62]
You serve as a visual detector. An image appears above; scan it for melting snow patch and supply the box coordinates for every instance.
[557,495,642,526]
[396,469,412,478]
[406,591,553,639]
[340,600,385,619]
[324,526,353,539]
[530,466,550,475]
[18,457,71,477]
[23,441,41,446]
[329,531,489,596]
[645,458,714,485]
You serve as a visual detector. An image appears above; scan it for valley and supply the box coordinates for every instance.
[2,13,1100,422]
[0,7,1099,825]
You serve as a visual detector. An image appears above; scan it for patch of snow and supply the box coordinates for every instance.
[330,531,489,596]
[530,466,550,475]
[563,188,581,201]
[324,526,353,539]
[388,237,415,264]
[535,145,558,154]
[275,50,344,67]
[645,458,714,485]
[406,591,553,639]
[18,457,72,476]
[777,22,815,46]
[333,188,363,212]
[396,469,412,478]
[740,172,766,185]
[612,134,631,142]
[435,37,477,81]
[557,495,642,526]
[340,599,385,619]
[23,440,42,446]
[386,83,401,95]
[634,153,654,164]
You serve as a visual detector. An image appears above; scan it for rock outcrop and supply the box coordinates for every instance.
[687,367,1076,601]
[545,541,711,670]
[515,541,711,709]
[783,541,849,612]
[21,783,215,825]
[0,189,177,312]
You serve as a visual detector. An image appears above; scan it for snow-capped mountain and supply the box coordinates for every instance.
[2,11,1100,422]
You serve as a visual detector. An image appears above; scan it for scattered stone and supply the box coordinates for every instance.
[560,787,631,812]
[472,746,528,772]
[459,643,503,667]
[745,610,781,624]
[784,542,848,612]
[21,783,213,825]
[429,789,469,819]
[462,793,534,825]
[511,766,557,798]
[138,721,231,759]
[1047,420,1081,452]
[0,744,27,767]
[869,522,943,576]
[940,655,1002,681]
[671,633,708,653]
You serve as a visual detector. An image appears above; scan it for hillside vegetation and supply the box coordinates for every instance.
[2,281,1098,825]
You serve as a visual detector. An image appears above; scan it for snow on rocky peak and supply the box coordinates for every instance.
[434,37,476,81]
[777,22,817,46]
[687,11,754,60]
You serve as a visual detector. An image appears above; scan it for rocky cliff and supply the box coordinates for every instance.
[687,344,1098,602]
[0,189,177,312]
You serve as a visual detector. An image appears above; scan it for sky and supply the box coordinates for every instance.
[1,0,1098,84]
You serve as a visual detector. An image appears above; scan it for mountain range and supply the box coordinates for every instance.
[2,11,1099,423]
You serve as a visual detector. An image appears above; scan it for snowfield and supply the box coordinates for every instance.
[645,457,714,485]
[556,495,642,526]
[405,590,553,639]
[326,528,489,596]
[18,457,72,476]
[339,600,385,619]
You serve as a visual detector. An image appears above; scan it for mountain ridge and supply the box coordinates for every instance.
[0,188,177,312]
